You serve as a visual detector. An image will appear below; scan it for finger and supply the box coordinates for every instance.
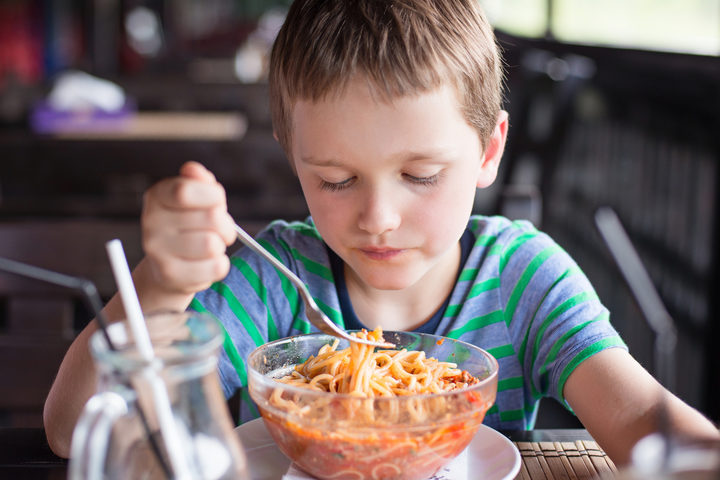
[145,176,226,210]
[219,211,237,246]
[145,230,228,262]
[143,204,231,234]
[179,161,217,184]
[149,254,231,295]
[143,205,236,248]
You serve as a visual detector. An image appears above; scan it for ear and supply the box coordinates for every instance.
[476,110,509,188]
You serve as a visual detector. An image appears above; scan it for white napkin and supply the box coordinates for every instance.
[47,70,126,112]
[282,447,468,480]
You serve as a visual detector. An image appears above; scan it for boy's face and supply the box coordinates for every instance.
[289,79,506,293]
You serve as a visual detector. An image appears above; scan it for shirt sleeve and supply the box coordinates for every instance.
[497,220,627,405]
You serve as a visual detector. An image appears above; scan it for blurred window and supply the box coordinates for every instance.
[481,0,548,38]
[480,0,720,56]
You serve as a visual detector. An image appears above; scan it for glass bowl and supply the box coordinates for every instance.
[247,331,498,480]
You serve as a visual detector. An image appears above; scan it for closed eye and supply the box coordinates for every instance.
[319,177,355,192]
[404,173,440,186]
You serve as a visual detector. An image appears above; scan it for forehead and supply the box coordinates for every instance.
[289,81,478,161]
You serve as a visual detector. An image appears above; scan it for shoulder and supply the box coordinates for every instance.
[469,215,547,246]
[249,217,327,262]
[256,217,323,246]
[465,215,593,308]
[236,217,335,290]
[466,215,564,268]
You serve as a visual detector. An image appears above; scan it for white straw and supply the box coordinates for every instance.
[105,239,193,479]
[106,240,154,361]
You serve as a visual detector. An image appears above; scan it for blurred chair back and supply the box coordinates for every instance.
[0,220,142,427]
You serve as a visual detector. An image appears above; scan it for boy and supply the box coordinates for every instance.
[44,0,717,465]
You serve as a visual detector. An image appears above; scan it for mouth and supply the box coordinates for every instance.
[358,247,405,260]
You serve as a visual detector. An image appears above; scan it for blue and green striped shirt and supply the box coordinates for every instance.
[190,215,626,430]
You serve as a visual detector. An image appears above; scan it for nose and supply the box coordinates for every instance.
[357,186,402,236]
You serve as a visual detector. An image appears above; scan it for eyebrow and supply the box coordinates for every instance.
[300,149,454,166]
[300,156,345,167]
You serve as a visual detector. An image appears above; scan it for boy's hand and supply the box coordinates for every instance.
[141,161,236,295]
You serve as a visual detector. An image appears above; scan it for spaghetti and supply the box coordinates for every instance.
[274,327,480,398]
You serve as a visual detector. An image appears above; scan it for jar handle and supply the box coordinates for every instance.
[68,391,129,480]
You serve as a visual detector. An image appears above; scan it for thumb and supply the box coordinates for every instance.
[179,161,217,184]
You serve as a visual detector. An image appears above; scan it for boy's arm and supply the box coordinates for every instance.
[43,162,236,458]
[564,347,719,466]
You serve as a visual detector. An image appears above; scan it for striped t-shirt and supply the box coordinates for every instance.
[190,215,626,430]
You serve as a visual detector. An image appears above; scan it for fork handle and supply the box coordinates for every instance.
[233,224,304,290]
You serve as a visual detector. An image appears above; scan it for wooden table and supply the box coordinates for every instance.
[510,429,617,479]
[0,427,616,479]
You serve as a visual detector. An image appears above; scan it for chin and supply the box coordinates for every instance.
[358,269,420,291]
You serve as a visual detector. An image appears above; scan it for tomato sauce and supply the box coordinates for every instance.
[260,402,487,480]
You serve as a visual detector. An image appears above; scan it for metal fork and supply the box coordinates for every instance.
[233,224,394,348]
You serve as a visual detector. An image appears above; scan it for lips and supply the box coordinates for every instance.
[358,247,405,260]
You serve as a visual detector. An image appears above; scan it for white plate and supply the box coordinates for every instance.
[235,418,521,480]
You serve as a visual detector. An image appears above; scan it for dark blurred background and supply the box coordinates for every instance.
[0,0,718,430]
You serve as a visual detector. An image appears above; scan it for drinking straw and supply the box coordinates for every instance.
[0,256,172,478]
[0,257,115,350]
[105,239,193,480]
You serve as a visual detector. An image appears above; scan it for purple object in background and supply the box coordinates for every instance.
[30,99,136,134]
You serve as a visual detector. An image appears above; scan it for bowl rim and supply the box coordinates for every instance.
[247,330,499,402]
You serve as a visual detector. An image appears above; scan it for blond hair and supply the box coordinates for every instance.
[269,0,504,157]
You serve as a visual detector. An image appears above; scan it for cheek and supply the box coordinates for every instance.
[302,190,353,238]
[310,198,346,224]
[412,177,476,241]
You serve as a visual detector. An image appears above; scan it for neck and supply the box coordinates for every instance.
[345,242,461,331]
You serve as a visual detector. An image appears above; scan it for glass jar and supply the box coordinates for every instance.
[69,311,249,480]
